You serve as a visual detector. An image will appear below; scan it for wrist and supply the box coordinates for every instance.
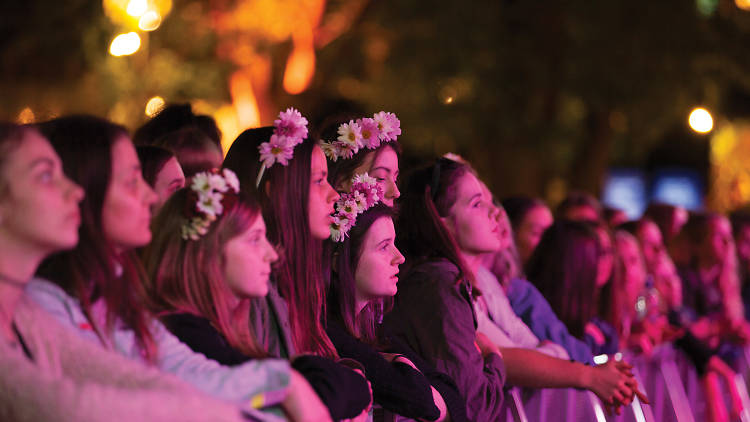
[579,363,594,390]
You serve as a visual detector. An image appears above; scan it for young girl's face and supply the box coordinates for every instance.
[653,252,682,309]
[0,131,84,254]
[705,217,733,265]
[516,204,553,263]
[308,145,339,240]
[617,234,647,304]
[224,215,278,298]
[152,157,185,211]
[354,217,405,303]
[102,137,157,252]
[362,147,400,207]
[444,172,501,257]
[596,227,614,288]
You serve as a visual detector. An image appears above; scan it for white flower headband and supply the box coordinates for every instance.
[181,168,241,240]
[256,107,309,187]
[321,111,401,162]
[330,173,385,242]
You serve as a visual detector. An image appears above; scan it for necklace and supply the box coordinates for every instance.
[0,272,28,288]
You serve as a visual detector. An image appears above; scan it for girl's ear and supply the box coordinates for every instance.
[264,179,272,196]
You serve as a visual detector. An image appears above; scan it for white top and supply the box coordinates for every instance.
[474,266,569,359]
[0,295,256,422]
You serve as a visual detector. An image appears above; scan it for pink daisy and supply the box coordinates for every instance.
[258,135,294,167]
[274,108,308,143]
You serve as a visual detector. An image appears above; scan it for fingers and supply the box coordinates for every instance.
[635,388,650,405]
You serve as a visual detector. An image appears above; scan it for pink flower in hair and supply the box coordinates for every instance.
[333,140,357,160]
[357,117,381,149]
[196,191,224,219]
[274,108,308,143]
[259,134,294,167]
[337,120,363,152]
[373,111,401,142]
[329,172,385,242]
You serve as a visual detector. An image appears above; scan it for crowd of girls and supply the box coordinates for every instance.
[0,102,746,422]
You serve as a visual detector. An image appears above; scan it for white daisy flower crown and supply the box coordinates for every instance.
[330,173,385,242]
[181,168,241,241]
[256,107,309,187]
[321,111,401,162]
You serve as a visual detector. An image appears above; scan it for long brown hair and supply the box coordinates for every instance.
[223,127,338,358]
[328,204,395,346]
[143,188,266,358]
[397,157,473,283]
[525,220,600,338]
[35,115,157,362]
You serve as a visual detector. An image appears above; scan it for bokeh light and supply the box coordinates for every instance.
[688,107,713,133]
[109,32,141,56]
[145,96,166,117]
[127,0,148,17]
[16,107,35,124]
[139,10,162,31]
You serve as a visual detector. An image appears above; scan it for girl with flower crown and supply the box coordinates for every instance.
[325,175,468,421]
[25,115,329,421]
[0,122,257,421]
[223,109,372,420]
[315,111,401,207]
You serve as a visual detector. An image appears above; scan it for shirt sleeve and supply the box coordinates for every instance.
[161,313,250,366]
[385,263,506,421]
[5,297,262,422]
[507,278,595,365]
[326,320,439,420]
[26,278,292,413]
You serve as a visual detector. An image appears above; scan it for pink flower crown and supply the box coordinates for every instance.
[330,173,384,242]
[321,111,401,162]
[181,168,241,240]
[256,107,309,187]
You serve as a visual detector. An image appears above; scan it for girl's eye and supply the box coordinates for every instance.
[39,171,53,183]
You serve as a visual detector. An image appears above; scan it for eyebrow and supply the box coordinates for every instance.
[468,192,482,203]
[29,157,55,169]
[371,166,392,173]
[378,237,393,247]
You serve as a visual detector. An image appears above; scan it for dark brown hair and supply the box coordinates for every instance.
[35,115,157,362]
[397,157,473,283]
[136,145,175,187]
[525,220,601,338]
[327,204,395,346]
[143,189,265,358]
[223,127,338,358]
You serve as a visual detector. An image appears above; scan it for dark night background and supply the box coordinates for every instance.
[3,0,750,211]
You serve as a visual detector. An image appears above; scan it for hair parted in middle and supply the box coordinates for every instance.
[35,115,157,363]
[327,203,395,347]
[222,126,339,358]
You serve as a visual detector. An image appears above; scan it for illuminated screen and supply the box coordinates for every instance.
[651,169,703,211]
[601,169,647,219]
